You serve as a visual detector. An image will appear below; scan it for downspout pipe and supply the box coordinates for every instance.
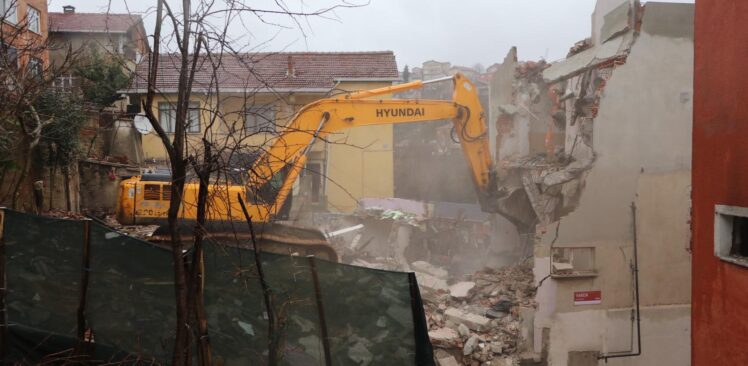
[599,202,642,361]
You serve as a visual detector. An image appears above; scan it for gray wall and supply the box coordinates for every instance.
[534,3,694,365]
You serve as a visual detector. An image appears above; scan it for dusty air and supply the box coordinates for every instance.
[0,0,740,365]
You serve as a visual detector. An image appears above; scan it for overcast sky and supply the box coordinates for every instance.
[49,0,693,70]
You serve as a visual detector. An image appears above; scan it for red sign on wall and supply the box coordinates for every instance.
[574,290,602,305]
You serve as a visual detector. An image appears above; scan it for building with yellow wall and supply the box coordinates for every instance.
[121,52,399,215]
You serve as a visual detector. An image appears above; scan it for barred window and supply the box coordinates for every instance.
[28,57,42,77]
[161,184,171,201]
[143,184,161,201]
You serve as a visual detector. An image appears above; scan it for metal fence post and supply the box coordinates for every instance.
[307,256,332,366]
[76,219,92,346]
[0,208,6,364]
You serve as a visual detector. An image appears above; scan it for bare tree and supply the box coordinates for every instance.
[0,0,85,212]
[139,1,367,364]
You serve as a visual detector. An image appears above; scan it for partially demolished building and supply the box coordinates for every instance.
[488,1,694,365]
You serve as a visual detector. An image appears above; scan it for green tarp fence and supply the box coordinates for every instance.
[0,209,434,365]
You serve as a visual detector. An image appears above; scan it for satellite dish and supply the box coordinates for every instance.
[133,114,152,134]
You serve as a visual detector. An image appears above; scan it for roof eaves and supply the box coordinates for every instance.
[49,29,129,34]
[333,77,399,82]
[119,87,334,94]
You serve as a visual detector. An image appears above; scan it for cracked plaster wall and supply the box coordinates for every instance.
[532,3,694,365]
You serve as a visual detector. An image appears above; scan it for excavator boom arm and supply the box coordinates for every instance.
[251,73,496,210]
[116,73,499,261]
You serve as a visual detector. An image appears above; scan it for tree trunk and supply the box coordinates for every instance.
[32,180,43,214]
[63,165,71,212]
[191,140,213,366]
[10,148,30,210]
[238,197,284,365]
[167,167,190,365]
[48,148,56,211]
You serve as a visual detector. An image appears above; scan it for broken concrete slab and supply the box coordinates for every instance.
[486,309,508,319]
[445,308,491,331]
[458,323,470,338]
[542,32,632,83]
[463,334,480,355]
[429,327,459,344]
[412,261,449,279]
[498,103,519,116]
[436,354,460,366]
[449,281,476,299]
[423,264,537,363]
[358,197,429,220]
[415,271,449,292]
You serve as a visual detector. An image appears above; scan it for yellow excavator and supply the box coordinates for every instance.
[116,73,500,261]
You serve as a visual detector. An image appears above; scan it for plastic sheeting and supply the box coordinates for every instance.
[0,209,433,365]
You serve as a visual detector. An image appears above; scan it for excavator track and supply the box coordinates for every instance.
[148,223,338,262]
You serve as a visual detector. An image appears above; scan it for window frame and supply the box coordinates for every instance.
[714,205,748,268]
[1,0,18,24]
[306,162,323,204]
[551,246,597,278]
[244,103,277,134]
[27,5,40,34]
[28,56,42,77]
[0,43,18,70]
[143,184,161,201]
[158,101,201,134]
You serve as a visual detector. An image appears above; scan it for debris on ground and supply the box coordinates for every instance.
[320,198,509,276]
[99,214,158,239]
[421,261,536,366]
[41,211,159,239]
[42,210,87,220]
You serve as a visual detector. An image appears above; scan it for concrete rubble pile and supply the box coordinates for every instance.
[102,214,159,238]
[417,261,536,366]
[322,197,518,275]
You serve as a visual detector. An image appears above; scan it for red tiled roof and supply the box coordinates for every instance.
[49,12,142,33]
[124,51,399,92]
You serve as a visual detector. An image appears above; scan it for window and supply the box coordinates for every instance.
[1,0,17,24]
[28,57,42,77]
[0,44,18,70]
[245,104,277,133]
[27,6,40,34]
[714,205,748,267]
[306,162,323,203]
[158,102,200,133]
[161,184,171,200]
[53,74,76,90]
[551,247,596,277]
[143,184,161,201]
[143,184,171,201]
